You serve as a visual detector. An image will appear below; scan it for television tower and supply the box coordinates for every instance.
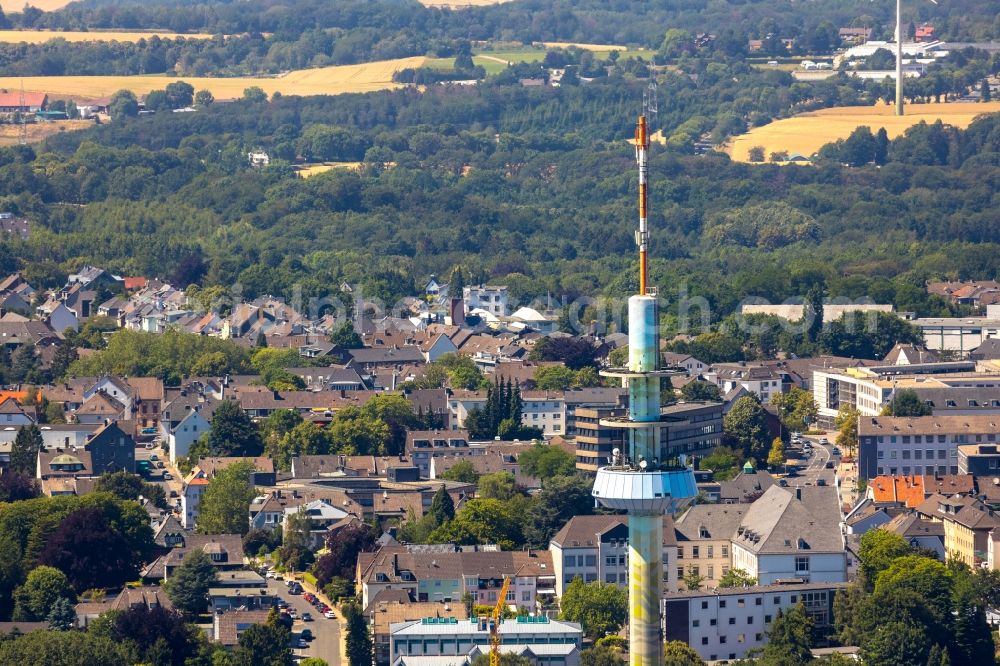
[591,116,697,666]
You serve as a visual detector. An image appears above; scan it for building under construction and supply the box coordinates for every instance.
[591,116,698,666]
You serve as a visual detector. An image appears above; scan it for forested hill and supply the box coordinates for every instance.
[1,80,998,328]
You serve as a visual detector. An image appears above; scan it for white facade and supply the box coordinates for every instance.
[463,286,509,317]
[551,540,678,597]
[915,317,1000,354]
[448,394,567,436]
[663,583,844,662]
[181,478,208,529]
[730,546,847,586]
[167,409,210,465]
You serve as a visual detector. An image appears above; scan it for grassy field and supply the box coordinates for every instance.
[0,119,93,145]
[0,56,425,101]
[727,101,1000,163]
[0,30,213,43]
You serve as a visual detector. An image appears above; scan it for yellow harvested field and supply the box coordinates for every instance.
[0,30,213,43]
[728,102,1000,163]
[0,57,425,101]
[0,119,92,145]
[417,0,513,6]
[3,0,73,13]
[295,162,363,178]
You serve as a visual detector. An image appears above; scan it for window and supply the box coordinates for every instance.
[773,597,781,605]
[701,638,708,645]
[701,601,709,610]
[606,557,617,567]
[747,616,754,624]
[693,546,700,558]
[708,546,714,558]
[565,556,576,567]
[755,598,762,606]
[729,618,736,625]
[710,619,717,626]
[708,566,714,579]
[722,546,729,557]
[693,620,700,627]
[720,636,727,644]
[738,634,745,643]
[765,615,772,623]
[719,600,726,608]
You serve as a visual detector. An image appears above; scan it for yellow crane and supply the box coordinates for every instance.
[490,576,511,666]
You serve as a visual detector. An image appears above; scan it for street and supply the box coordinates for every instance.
[268,580,342,664]
[783,433,859,511]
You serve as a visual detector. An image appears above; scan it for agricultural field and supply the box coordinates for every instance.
[0,30,213,43]
[727,101,1000,162]
[0,56,425,101]
[293,162,363,178]
[2,0,73,13]
[0,119,92,145]
[428,44,654,75]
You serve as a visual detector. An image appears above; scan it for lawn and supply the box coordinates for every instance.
[0,56,426,101]
[726,101,1000,163]
[0,30,213,43]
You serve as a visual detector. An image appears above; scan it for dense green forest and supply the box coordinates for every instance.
[1,66,998,331]
[0,0,995,77]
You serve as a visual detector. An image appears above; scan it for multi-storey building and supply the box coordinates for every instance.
[858,415,1000,479]
[463,285,509,317]
[548,515,678,597]
[915,493,999,566]
[662,582,847,662]
[573,406,626,473]
[674,504,748,588]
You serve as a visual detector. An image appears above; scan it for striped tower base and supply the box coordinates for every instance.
[628,513,663,666]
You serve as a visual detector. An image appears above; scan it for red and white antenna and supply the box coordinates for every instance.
[634,115,649,296]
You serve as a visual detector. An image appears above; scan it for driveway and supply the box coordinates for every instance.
[269,580,342,664]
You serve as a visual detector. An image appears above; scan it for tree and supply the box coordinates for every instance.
[38,507,139,592]
[663,641,706,665]
[680,380,721,402]
[330,320,363,349]
[682,566,705,591]
[0,471,40,502]
[429,486,455,526]
[164,81,194,108]
[834,405,859,457]
[518,443,576,479]
[874,556,953,637]
[207,400,262,457]
[49,342,78,381]
[301,660,329,666]
[717,568,757,588]
[858,529,912,589]
[580,645,625,666]
[559,577,627,640]
[108,89,139,120]
[312,519,378,587]
[841,126,877,166]
[12,566,74,621]
[723,395,770,462]
[429,498,523,550]
[10,424,42,475]
[884,389,932,417]
[45,596,76,631]
[328,407,390,455]
[698,446,742,481]
[767,437,786,468]
[0,629,129,665]
[530,336,598,370]
[105,605,207,665]
[521,474,590,546]
[981,79,991,103]
[874,127,889,165]
[534,365,577,390]
[761,604,813,666]
[196,461,257,535]
[165,548,217,616]
[440,460,480,484]
[194,89,214,107]
[232,616,291,666]
[805,284,825,343]
[362,394,419,456]
[748,145,765,162]
[770,387,817,432]
[860,621,931,666]
[269,421,331,471]
[344,600,373,666]
[242,86,268,103]
[478,471,519,501]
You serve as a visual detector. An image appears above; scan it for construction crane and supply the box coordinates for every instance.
[489,576,511,666]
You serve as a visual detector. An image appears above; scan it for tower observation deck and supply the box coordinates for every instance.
[591,116,698,666]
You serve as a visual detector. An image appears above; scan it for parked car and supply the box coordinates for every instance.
[144,442,155,450]
[302,613,313,622]
[301,628,314,640]
[831,447,841,456]
[169,490,178,498]
[819,437,830,445]
[163,473,173,480]
[149,454,159,461]
[817,479,827,486]
[155,461,165,468]
[825,461,834,469]
[324,610,336,619]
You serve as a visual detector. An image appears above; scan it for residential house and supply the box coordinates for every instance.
[958,443,1000,475]
[549,514,678,597]
[663,582,847,663]
[915,493,999,566]
[706,363,791,404]
[85,420,135,474]
[143,533,245,581]
[37,449,93,480]
[196,457,275,486]
[718,466,776,504]
[674,504,749,588]
[213,610,271,647]
[161,388,219,464]
[730,486,847,585]
[662,352,708,375]
[463,285,509,317]
[0,397,34,426]
[282,499,354,549]
[73,392,127,425]
[181,472,209,529]
[883,512,945,559]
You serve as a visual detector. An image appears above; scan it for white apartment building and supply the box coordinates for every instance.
[663,582,847,662]
[463,285,509,317]
[730,486,847,585]
[549,515,679,597]
[447,391,566,436]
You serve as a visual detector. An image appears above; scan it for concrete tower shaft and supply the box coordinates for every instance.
[591,115,698,666]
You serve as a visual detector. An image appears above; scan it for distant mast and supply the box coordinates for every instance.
[635,115,649,295]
